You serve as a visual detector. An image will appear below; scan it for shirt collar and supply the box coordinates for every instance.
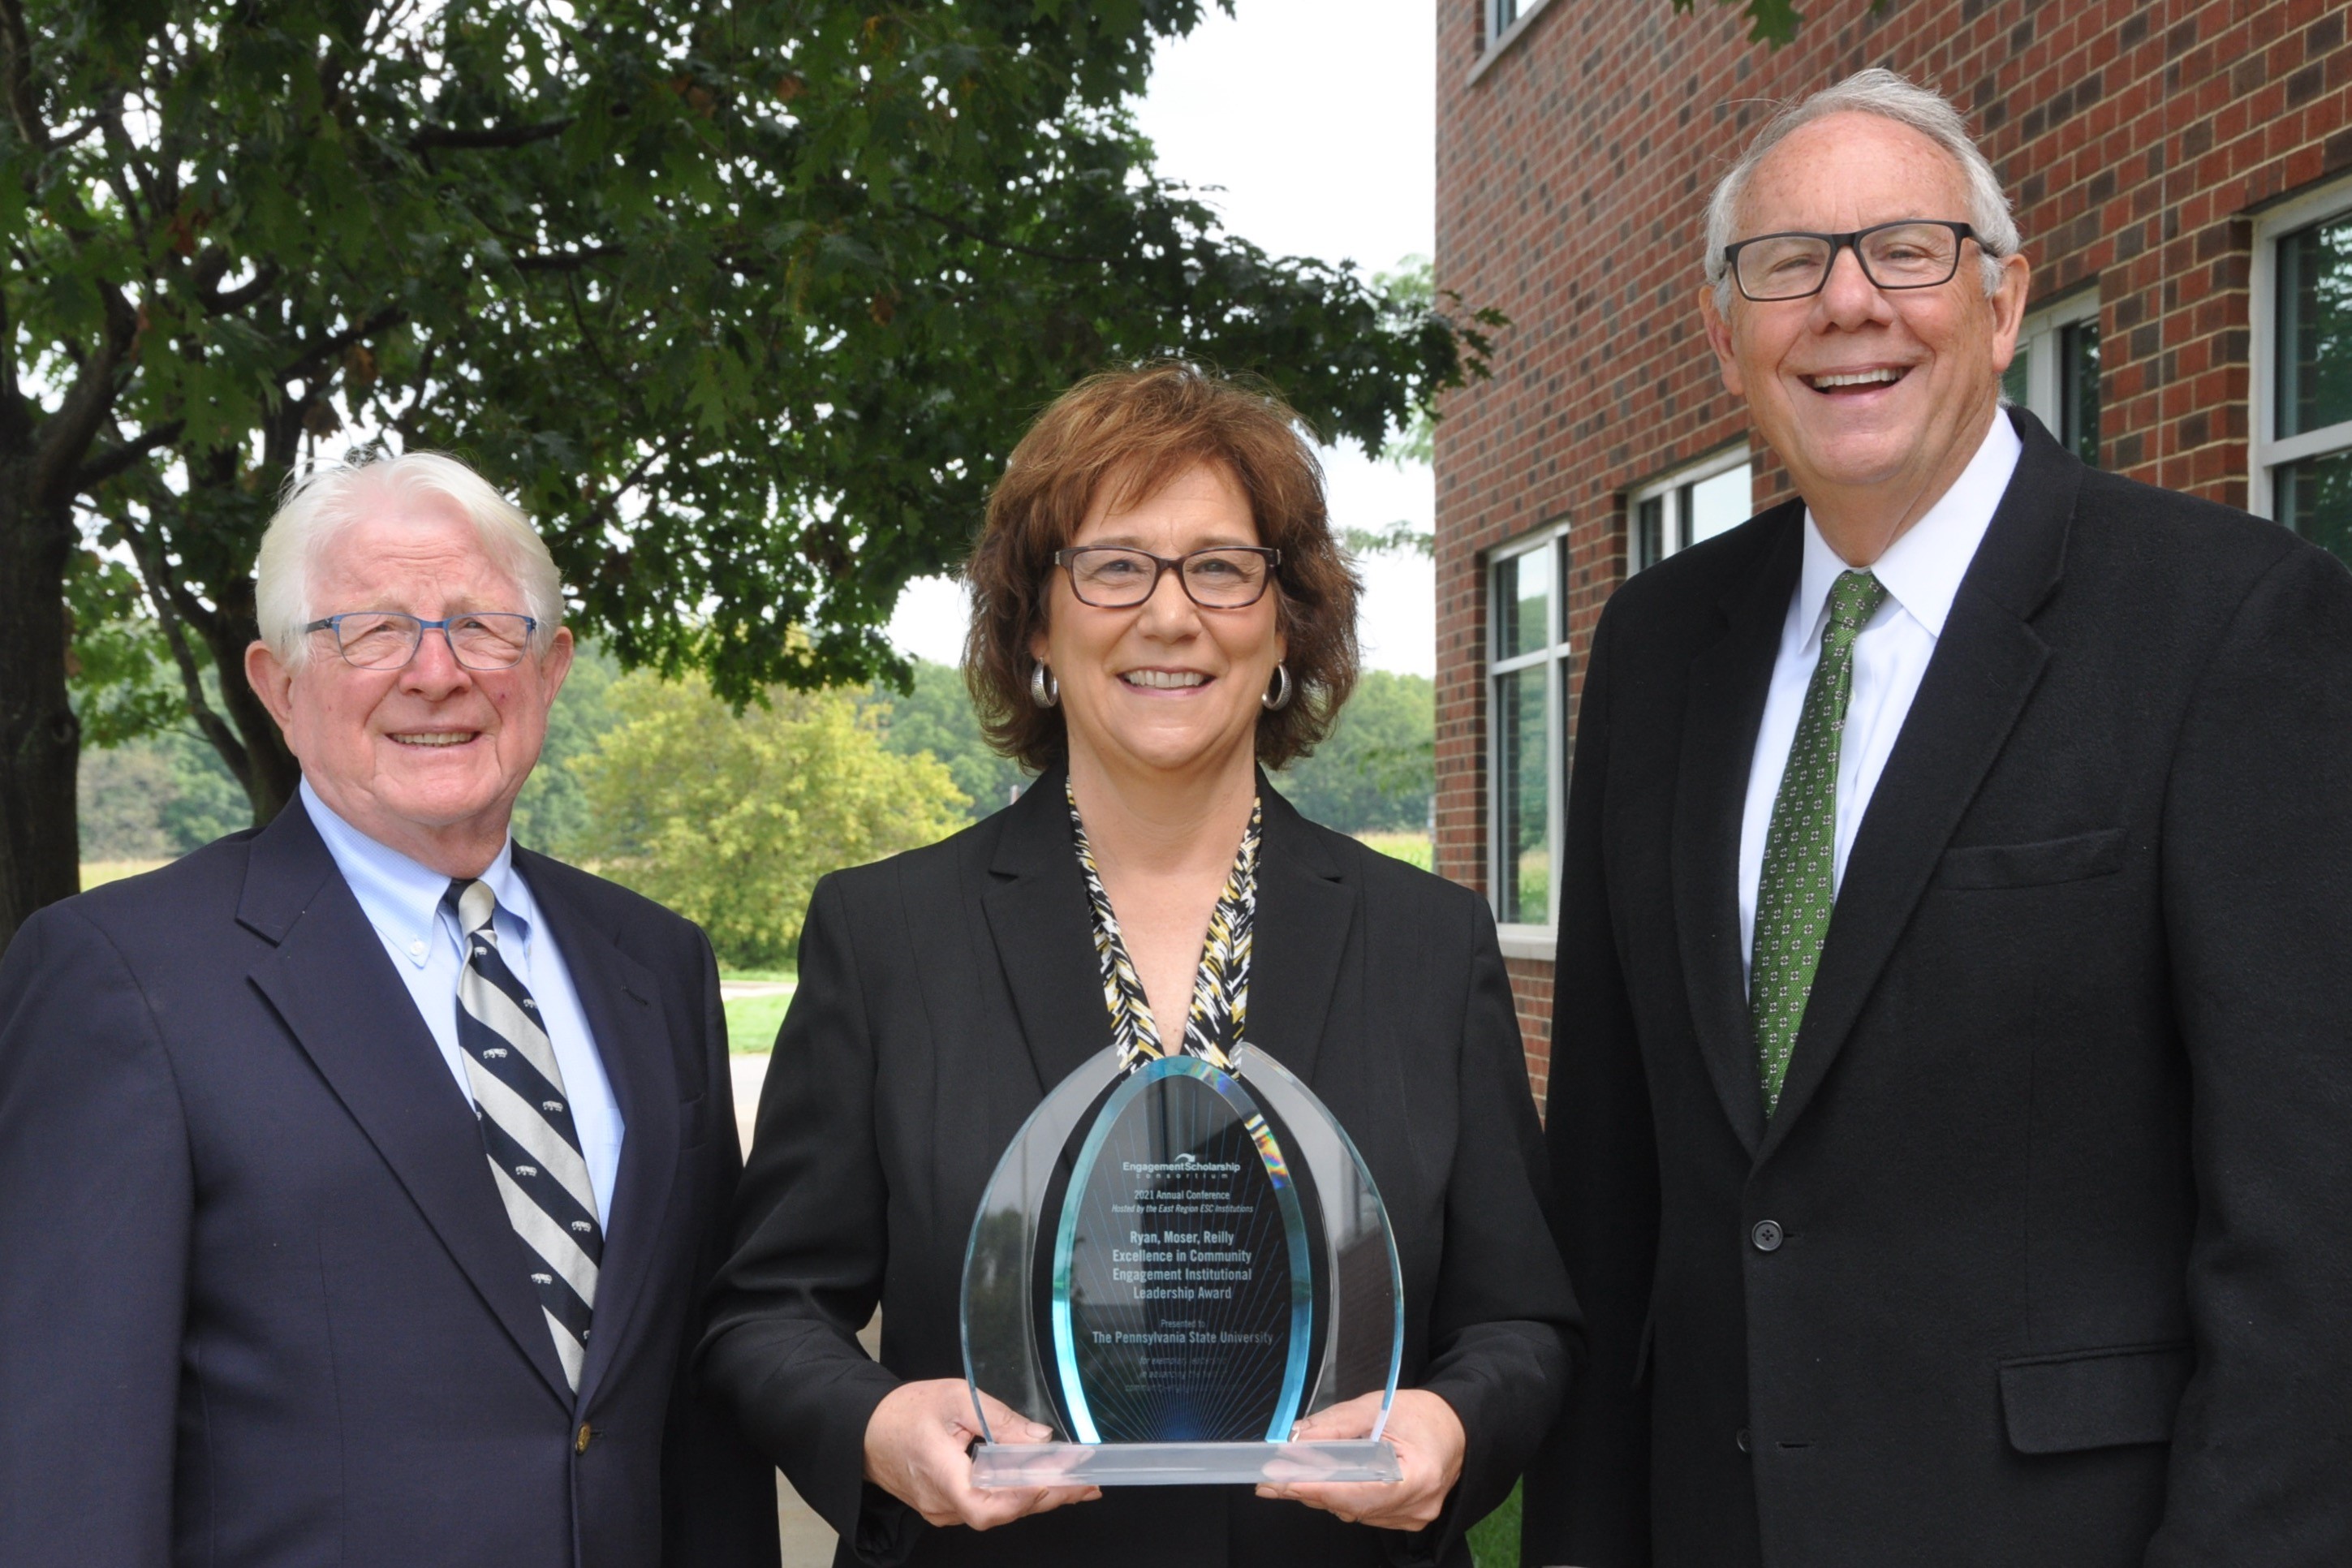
[300,778,528,967]
[1794,408,2024,645]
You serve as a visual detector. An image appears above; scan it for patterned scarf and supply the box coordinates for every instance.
[1067,778,1261,1074]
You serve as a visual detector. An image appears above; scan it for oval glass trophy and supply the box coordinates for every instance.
[961,1042,1403,1487]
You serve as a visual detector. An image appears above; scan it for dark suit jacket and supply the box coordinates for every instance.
[701,770,1576,1568]
[1522,411,2352,1567]
[0,799,778,1568]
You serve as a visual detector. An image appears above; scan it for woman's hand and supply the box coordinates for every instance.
[862,1379,1101,1531]
[1255,1389,1467,1531]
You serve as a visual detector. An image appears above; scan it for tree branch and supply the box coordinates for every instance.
[0,0,48,152]
[512,243,626,273]
[74,419,184,492]
[279,304,406,386]
[113,501,250,780]
[34,279,139,510]
[410,118,575,153]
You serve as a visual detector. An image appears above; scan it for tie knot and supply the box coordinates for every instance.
[1827,569,1887,637]
[442,878,499,940]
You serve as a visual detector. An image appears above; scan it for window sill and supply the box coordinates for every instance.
[1467,0,1556,86]
[1496,924,1557,963]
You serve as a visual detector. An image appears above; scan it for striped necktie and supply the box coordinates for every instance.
[443,878,601,1390]
[1749,569,1889,1118]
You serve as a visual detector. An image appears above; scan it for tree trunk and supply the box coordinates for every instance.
[0,467,83,951]
[200,591,299,825]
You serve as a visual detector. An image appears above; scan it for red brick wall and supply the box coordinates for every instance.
[1434,0,2352,1101]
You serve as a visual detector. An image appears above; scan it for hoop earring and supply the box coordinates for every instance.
[1029,662,1060,709]
[1262,662,1294,713]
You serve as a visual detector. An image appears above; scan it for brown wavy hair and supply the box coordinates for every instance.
[964,363,1362,773]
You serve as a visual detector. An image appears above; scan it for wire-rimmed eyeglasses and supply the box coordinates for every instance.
[302,610,540,670]
[1053,545,1282,610]
[1723,220,1980,302]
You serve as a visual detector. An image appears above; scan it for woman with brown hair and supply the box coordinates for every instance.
[704,364,1575,1567]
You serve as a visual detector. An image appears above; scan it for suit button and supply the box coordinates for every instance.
[1736,1428,1751,1454]
[1751,1220,1784,1252]
[575,1422,593,1454]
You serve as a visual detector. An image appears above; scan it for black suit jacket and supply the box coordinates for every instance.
[0,800,778,1568]
[701,770,1577,1568]
[1523,412,2352,1567]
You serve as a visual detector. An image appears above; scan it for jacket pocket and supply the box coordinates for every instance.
[1998,1342,2192,1454]
[1937,828,2126,889]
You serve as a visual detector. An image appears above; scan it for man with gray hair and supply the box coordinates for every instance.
[1527,69,2352,1566]
[0,453,778,1566]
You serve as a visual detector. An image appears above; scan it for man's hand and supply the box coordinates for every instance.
[1255,1389,1467,1531]
[861,1379,1101,1531]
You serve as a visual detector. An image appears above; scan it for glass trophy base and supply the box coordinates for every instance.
[971,1438,1401,1488]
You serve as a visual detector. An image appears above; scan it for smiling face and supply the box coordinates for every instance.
[1700,111,2029,555]
[1030,462,1284,786]
[247,496,571,877]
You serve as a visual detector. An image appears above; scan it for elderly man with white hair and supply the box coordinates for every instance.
[1526,70,2352,1567]
[0,453,778,1567]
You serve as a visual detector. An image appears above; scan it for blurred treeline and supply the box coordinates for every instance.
[80,650,1433,964]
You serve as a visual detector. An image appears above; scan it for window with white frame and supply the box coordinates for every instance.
[1485,0,1524,42]
[2002,290,2101,466]
[1489,527,1569,930]
[2254,183,2352,566]
[1627,447,1752,575]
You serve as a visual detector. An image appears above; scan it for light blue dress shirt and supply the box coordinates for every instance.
[303,780,624,1228]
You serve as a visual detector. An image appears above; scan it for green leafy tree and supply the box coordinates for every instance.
[872,657,1029,821]
[571,670,967,968]
[508,639,622,859]
[1,0,1500,948]
[1275,669,1432,836]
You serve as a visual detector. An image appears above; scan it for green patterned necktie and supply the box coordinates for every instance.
[1750,568,1889,1118]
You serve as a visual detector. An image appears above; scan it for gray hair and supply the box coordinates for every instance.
[1704,68,2018,312]
[255,450,564,665]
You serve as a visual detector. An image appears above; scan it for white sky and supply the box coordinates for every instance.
[887,0,1439,676]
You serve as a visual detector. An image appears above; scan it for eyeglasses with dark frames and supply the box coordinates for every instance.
[1053,545,1282,610]
[302,610,540,671]
[1723,220,1981,302]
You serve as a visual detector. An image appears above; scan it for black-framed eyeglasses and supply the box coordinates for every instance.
[1053,545,1282,610]
[1723,220,1980,302]
[302,610,540,670]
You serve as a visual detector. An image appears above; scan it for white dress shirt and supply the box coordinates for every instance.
[1737,413,2023,984]
[303,780,625,1226]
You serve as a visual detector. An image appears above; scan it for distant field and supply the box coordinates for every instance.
[1355,831,1433,871]
[81,859,170,890]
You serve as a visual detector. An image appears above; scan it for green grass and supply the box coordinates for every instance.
[1466,1479,1523,1567]
[722,989,793,1055]
[1355,830,1433,871]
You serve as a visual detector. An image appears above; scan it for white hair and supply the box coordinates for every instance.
[1704,68,2019,312]
[255,450,564,665]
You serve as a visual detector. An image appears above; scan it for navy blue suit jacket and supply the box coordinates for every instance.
[0,800,778,1567]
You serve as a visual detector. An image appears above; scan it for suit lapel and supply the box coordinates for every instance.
[1671,505,1804,1157]
[518,853,680,1406]
[240,803,574,1406]
[1760,413,2076,1152]
[982,768,1118,1095]
[1243,782,1353,1087]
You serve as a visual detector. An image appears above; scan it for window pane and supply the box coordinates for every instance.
[2061,321,2100,467]
[1687,464,1752,544]
[1495,546,1550,661]
[1495,668,1549,924]
[2001,342,2030,410]
[2278,216,2352,439]
[1633,496,1665,573]
[2277,449,2352,567]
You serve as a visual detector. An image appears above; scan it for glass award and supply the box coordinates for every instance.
[961,1042,1403,1487]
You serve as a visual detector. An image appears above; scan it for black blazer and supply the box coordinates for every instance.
[0,800,778,1568]
[702,771,1576,1568]
[1523,411,2352,1567]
